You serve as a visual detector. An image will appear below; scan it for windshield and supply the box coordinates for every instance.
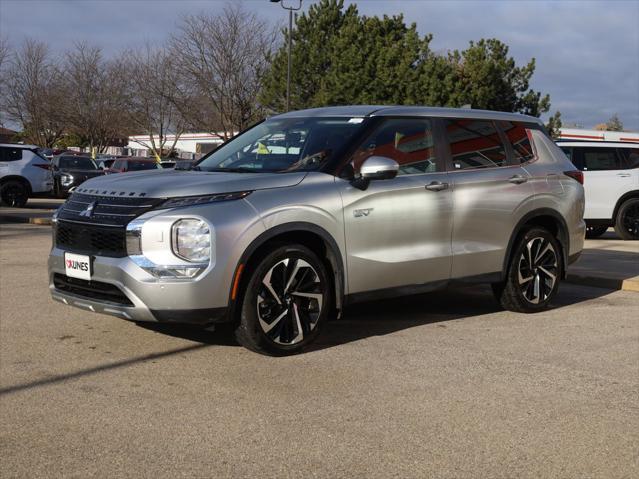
[196,117,366,173]
[59,157,98,170]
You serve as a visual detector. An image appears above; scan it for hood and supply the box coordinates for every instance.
[75,168,308,198]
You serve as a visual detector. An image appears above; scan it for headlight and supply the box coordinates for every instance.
[159,191,251,209]
[172,219,211,263]
[60,173,74,186]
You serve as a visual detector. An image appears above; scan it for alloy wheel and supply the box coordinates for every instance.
[1,183,27,207]
[621,203,639,239]
[256,258,324,345]
[517,237,558,304]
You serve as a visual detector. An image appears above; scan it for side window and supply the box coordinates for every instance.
[350,118,440,175]
[581,147,623,171]
[0,147,23,162]
[443,119,508,170]
[499,121,536,163]
[111,160,123,170]
[616,148,639,169]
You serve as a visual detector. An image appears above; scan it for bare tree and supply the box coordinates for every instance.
[170,3,277,141]
[2,39,66,146]
[61,42,129,153]
[0,36,10,128]
[122,45,185,160]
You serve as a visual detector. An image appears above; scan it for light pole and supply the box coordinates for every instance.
[270,0,302,112]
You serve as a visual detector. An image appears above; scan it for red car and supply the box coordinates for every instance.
[106,157,162,174]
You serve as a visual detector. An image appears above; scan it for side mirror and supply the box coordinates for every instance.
[360,156,399,180]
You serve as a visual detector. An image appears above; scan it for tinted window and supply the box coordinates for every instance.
[560,147,572,161]
[500,121,536,163]
[444,119,508,170]
[0,147,23,162]
[111,160,124,170]
[59,156,98,170]
[616,147,639,169]
[350,118,440,175]
[128,161,161,171]
[581,147,625,171]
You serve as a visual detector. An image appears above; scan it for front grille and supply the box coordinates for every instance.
[56,221,126,257]
[53,273,133,306]
[57,192,164,227]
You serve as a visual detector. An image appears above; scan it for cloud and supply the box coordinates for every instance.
[1,0,637,129]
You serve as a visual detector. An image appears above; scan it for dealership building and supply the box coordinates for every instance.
[127,132,230,159]
[126,126,639,160]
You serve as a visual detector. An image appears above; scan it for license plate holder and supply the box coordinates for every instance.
[64,253,92,280]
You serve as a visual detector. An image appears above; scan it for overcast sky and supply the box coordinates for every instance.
[1,0,638,130]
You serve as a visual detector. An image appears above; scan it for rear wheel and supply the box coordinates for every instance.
[585,224,608,239]
[492,227,562,313]
[235,244,331,355]
[0,180,29,207]
[614,198,639,240]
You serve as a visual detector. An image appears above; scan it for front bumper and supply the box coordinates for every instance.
[48,246,230,325]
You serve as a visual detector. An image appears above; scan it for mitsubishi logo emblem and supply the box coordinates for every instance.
[79,201,97,218]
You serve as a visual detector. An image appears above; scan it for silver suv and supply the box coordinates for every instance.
[48,106,585,355]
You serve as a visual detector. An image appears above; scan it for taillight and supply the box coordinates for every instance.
[564,170,584,184]
[33,163,50,170]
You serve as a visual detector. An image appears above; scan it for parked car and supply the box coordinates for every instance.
[106,157,162,174]
[49,106,585,355]
[51,154,105,198]
[96,158,116,170]
[0,143,52,207]
[558,141,638,239]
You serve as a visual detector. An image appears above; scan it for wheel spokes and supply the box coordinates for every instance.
[257,257,324,346]
[519,237,558,304]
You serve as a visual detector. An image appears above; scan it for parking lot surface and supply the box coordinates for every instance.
[1,223,638,478]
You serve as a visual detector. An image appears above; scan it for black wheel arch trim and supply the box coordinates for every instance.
[502,208,570,281]
[228,221,345,319]
[613,190,639,221]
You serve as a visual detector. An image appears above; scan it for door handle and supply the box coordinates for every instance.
[509,174,528,184]
[616,173,631,177]
[425,181,449,191]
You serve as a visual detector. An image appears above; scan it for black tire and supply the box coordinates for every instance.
[614,198,639,240]
[0,180,29,207]
[235,244,332,356]
[492,227,563,313]
[53,180,63,199]
[585,224,608,239]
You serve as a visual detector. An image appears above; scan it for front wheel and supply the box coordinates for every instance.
[235,244,332,355]
[614,198,639,240]
[492,227,563,313]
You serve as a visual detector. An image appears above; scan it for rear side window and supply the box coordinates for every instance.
[581,147,626,171]
[499,121,536,163]
[350,118,441,175]
[443,119,508,170]
[111,160,124,170]
[616,147,639,169]
[0,147,23,162]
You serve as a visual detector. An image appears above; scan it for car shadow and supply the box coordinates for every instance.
[137,283,614,353]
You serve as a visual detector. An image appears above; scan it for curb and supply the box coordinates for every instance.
[566,273,639,293]
[0,215,52,225]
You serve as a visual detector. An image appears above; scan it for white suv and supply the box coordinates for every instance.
[558,141,639,240]
[0,143,53,207]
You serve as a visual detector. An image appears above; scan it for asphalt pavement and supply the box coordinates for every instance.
[0,223,637,478]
